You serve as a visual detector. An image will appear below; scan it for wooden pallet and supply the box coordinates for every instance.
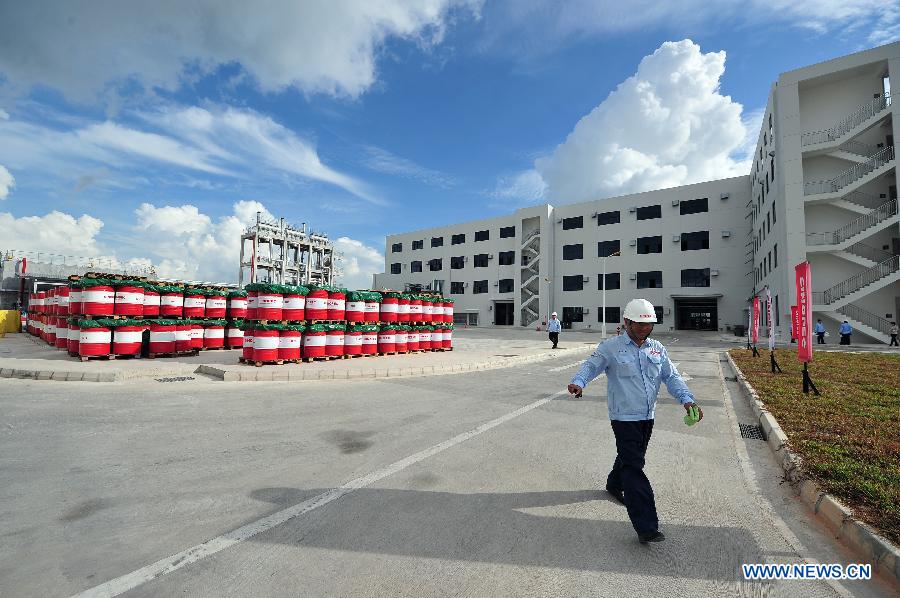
[78,354,116,362]
[253,359,284,367]
[377,351,397,356]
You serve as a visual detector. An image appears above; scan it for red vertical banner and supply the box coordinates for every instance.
[795,261,813,362]
[766,288,775,350]
[791,305,799,340]
[751,296,760,344]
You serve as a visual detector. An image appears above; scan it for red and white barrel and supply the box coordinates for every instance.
[305,288,329,320]
[175,324,193,353]
[377,327,397,353]
[190,323,204,350]
[203,324,225,349]
[361,328,378,355]
[79,324,111,357]
[446,301,455,323]
[407,328,420,351]
[380,296,399,323]
[344,328,362,355]
[183,291,206,319]
[143,287,160,317]
[282,291,305,321]
[45,317,57,345]
[398,295,410,322]
[327,290,346,321]
[408,297,422,322]
[364,297,380,322]
[325,327,345,357]
[442,327,453,349]
[419,327,432,351]
[34,316,44,340]
[252,329,280,362]
[246,290,259,320]
[46,288,56,315]
[226,325,244,348]
[228,294,247,319]
[56,286,70,316]
[113,325,144,356]
[114,284,145,316]
[395,328,408,353]
[205,292,227,318]
[302,328,327,358]
[81,284,115,316]
[345,296,365,322]
[422,298,434,323]
[67,320,80,355]
[257,291,283,321]
[160,290,183,318]
[278,329,302,360]
[69,286,82,316]
[242,329,255,361]
[149,322,176,354]
[54,318,69,349]
[36,291,46,314]
[432,327,445,349]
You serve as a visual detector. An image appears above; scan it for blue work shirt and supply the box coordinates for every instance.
[839,322,852,334]
[570,334,695,421]
[814,322,825,334]
[547,319,562,333]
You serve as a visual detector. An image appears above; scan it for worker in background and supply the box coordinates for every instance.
[889,322,898,347]
[567,298,702,544]
[814,319,826,344]
[839,320,852,345]
[547,312,561,349]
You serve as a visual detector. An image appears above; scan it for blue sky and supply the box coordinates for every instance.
[1,1,898,288]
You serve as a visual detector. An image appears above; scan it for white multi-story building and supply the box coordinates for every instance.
[375,42,900,343]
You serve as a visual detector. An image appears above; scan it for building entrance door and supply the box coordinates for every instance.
[674,298,718,331]
[494,301,514,325]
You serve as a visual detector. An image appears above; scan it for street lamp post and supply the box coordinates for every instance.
[601,250,621,339]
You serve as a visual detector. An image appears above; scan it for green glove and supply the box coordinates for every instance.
[683,405,700,426]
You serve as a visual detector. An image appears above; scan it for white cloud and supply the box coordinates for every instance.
[0,1,482,102]
[0,210,105,254]
[532,40,748,203]
[361,146,455,188]
[0,109,8,120]
[334,236,385,291]
[232,200,276,227]
[489,170,548,206]
[0,164,14,199]
[135,203,213,236]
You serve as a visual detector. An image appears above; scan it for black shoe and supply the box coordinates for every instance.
[605,486,625,505]
[638,530,665,544]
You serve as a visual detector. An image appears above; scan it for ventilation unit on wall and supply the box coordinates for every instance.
[671,199,680,206]
[590,212,599,218]
[672,234,681,242]
[664,307,671,315]
[629,273,636,280]
[628,206,637,213]
[629,239,637,246]
[582,308,590,314]
[710,269,719,276]
[720,193,730,200]
[722,230,732,238]
[582,276,590,282]
[488,254,494,259]
[556,219,563,223]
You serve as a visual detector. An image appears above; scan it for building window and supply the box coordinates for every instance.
[680,197,708,215]
[600,306,620,324]
[562,307,584,324]
[598,272,620,290]
[773,244,778,268]
[450,256,465,269]
[391,242,403,253]
[636,271,662,289]
[450,281,465,294]
[681,268,710,287]
[636,205,662,220]
[473,254,489,267]
[654,306,664,324]
[498,250,515,265]
[563,275,584,291]
[598,240,621,257]
[452,233,466,245]
[390,263,401,274]
[429,258,443,272]
[772,202,776,224]
[499,226,516,238]
[473,280,488,294]
[681,231,710,251]
[498,278,514,293]
[637,235,662,254]
[563,243,583,260]
[562,216,583,230]
[411,261,422,273]
[412,239,424,250]
[474,230,489,242]
[431,236,443,248]
[597,210,620,225]
[775,294,780,326]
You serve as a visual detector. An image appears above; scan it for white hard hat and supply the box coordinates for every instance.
[551,312,557,316]
[623,298,657,323]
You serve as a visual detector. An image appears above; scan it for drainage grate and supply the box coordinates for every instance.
[739,423,765,440]
[155,376,195,382]
[724,376,737,382]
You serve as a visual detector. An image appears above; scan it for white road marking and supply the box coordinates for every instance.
[547,361,584,372]
[672,362,691,381]
[72,390,570,598]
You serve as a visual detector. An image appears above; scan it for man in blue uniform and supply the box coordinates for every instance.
[567,299,702,544]
[547,311,562,349]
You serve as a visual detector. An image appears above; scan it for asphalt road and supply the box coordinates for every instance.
[0,336,894,597]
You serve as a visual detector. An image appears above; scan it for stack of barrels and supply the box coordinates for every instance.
[26,277,248,361]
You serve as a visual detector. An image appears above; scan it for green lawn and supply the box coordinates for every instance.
[729,348,900,546]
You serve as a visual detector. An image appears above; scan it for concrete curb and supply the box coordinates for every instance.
[724,352,900,588]
[0,346,592,384]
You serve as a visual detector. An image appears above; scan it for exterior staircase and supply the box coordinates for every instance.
[812,255,900,310]
[806,199,899,251]
[520,229,541,327]
[822,303,892,344]
[804,146,895,198]
[801,93,891,150]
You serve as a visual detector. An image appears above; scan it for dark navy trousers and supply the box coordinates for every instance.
[606,419,658,535]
